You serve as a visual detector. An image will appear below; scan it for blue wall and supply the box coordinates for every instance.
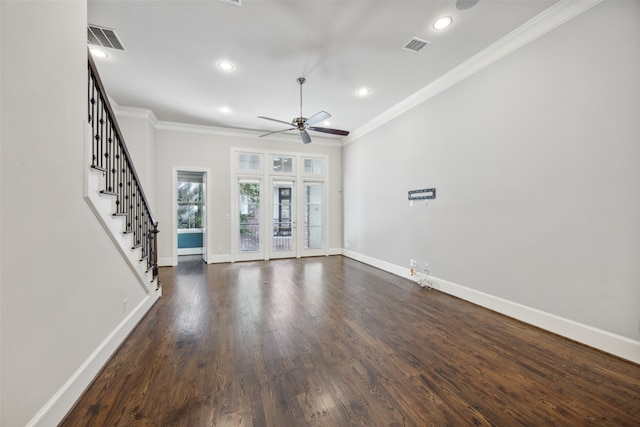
[178,232,203,248]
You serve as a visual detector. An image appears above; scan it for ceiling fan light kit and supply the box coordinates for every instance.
[258,77,349,144]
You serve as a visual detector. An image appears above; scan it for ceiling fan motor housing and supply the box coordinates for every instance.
[293,117,307,129]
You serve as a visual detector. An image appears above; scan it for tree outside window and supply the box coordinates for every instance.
[177,181,203,229]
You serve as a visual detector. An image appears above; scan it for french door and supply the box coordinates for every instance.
[233,151,327,261]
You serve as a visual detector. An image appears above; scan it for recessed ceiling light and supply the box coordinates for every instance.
[356,87,370,96]
[323,121,331,126]
[217,61,234,71]
[89,48,108,58]
[433,16,453,30]
[219,106,231,114]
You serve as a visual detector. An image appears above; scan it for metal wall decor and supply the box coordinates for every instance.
[408,188,436,200]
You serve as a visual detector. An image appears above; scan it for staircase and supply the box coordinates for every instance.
[85,54,159,290]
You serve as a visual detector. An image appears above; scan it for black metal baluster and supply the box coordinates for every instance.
[97,96,103,172]
[94,91,101,171]
[89,70,97,168]
[135,183,141,248]
[137,184,142,249]
[116,136,123,213]
[92,80,97,167]
[129,163,134,237]
[105,117,112,193]
[101,97,108,176]
[144,214,150,264]
[152,224,159,284]
[119,140,125,214]
[126,163,132,233]
[132,181,138,248]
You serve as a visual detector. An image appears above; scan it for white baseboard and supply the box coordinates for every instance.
[341,250,640,365]
[158,257,174,267]
[207,254,232,264]
[26,290,161,427]
[328,247,343,256]
[342,249,407,278]
[177,247,203,255]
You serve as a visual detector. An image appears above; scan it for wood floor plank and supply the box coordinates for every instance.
[60,256,640,426]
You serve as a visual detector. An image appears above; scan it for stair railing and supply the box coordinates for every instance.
[88,54,159,283]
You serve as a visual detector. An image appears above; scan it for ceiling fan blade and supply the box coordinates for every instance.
[300,130,312,144]
[258,116,294,127]
[308,126,350,136]
[259,128,295,138]
[305,111,331,126]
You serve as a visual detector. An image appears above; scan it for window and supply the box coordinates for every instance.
[177,174,204,229]
[303,158,323,176]
[272,155,294,174]
[238,153,262,173]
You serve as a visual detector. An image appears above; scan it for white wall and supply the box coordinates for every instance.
[154,124,343,265]
[0,1,3,419]
[114,106,158,212]
[343,0,640,347]
[1,2,155,425]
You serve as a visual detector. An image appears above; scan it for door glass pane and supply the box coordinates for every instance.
[273,183,293,251]
[304,183,323,249]
[239,181,261,252]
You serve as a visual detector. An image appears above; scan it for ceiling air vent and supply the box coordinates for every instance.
[402,37,430,53]
[88,25,125,51]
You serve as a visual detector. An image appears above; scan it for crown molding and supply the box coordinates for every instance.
[111,103,159,127]
[156,120,342,146]
[110,103,341,146]
[342,0,603,147]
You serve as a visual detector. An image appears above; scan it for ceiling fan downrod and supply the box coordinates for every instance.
[297,77,306,124]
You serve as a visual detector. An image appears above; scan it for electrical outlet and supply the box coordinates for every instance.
[122,298,128,313]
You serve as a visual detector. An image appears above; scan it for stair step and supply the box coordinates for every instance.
[132,244,142,250]
[123,229,134,235]
[113,212,127,217]
[100,190,117,197]
[91,165,107,174]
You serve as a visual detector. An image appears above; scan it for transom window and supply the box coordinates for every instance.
[303,157,323,176]
[237,153,262,173]
[272,155,294,174]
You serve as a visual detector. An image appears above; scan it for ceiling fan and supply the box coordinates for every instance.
[258,77,349,144]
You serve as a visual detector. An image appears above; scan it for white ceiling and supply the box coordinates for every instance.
[88,0,558,143]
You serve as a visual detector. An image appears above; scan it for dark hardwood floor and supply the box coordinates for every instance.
[60,256,640,426]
